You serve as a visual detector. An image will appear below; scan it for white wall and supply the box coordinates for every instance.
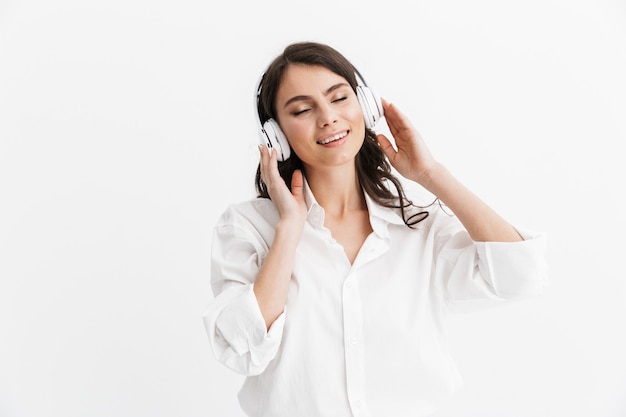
[1,0,625,416]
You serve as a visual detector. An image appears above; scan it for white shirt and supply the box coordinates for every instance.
[203,181,548,417]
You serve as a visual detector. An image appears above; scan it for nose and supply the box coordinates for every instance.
[317,102,338,128]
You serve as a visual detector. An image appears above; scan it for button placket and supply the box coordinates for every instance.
[342,274,368,416]
[352,234,389,270]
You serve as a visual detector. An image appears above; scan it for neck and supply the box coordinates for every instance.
[305,164,367,216]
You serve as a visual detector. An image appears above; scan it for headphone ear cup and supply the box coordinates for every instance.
[261,119,291,161]
[356,85,384,130]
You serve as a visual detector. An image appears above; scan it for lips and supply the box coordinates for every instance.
[317,130,348,145]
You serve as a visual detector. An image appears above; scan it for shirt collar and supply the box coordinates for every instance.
[302,177,406,234]
[363,190,406,238]
[302,177,325,227]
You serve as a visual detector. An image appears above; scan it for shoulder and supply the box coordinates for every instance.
[215,197,279,233]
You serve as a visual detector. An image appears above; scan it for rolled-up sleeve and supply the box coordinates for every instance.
[202,210,285,376]
[474,228,548,299]
[433,215,549,311]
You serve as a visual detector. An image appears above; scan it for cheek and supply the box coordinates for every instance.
[280,119,310,143]
[348,103,365,126]
[349,106,366,135]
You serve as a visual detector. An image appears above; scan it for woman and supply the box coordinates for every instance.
[203,41,547,417]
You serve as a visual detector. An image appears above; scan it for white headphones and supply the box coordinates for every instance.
[255,68,384,161]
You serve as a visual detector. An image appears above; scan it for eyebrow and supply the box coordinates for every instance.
[283,82,350,109]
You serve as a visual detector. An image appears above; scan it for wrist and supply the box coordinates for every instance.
[275,218,306,243]
[412,162,447,191]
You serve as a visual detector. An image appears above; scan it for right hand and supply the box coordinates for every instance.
[258,145,307,228]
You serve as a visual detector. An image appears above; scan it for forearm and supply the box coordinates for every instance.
[253,221,301,330]
[416,162,522,242]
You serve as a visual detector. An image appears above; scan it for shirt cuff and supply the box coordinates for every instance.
[214,284,285,368]
[475,228,549,299]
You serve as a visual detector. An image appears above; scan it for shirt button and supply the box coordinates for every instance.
[345,282,352,289]
[355,400,362,408]
[350,337,357,345]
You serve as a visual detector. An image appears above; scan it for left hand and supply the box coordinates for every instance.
[376,98,438,184]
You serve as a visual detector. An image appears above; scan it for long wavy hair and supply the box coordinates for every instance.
[255,41,429,227]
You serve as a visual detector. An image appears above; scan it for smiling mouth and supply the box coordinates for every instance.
[317,130,349,145]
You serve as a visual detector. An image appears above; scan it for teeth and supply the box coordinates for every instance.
[319,131,347,145]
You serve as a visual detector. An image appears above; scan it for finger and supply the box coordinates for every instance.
[382,100,413,137]
[379,99,401,139]
[380,98,398,130]
[376,133,397,160]
[258,144,269,179]
[269,145,278,165]
[258,145,278,185]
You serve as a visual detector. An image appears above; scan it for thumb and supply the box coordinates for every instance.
[291,169,305,201]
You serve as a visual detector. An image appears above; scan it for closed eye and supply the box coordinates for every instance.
[291,95,348,116]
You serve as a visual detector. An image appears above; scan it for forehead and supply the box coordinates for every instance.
[276,64,350,102]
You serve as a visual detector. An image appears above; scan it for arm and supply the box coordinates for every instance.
[204,219,288,376]
[202,147,306,374]
[254,145,307,329]
[376,99,521,243]
[377,99,547,304]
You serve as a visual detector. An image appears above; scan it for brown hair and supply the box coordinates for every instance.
[255,41,428,227]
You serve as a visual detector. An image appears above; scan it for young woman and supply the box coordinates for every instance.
[203,41,547,417]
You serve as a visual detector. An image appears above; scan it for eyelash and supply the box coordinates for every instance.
[292,97,348,116]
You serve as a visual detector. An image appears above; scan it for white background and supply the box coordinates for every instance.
[1,0,625,416]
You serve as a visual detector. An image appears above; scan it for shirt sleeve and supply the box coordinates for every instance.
[202,210,285,376]
[432,212,549,312]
